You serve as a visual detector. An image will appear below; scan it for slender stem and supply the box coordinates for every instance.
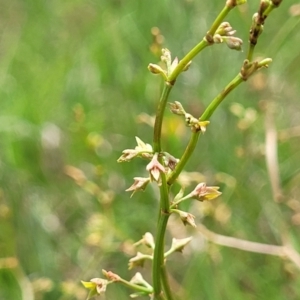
[152,208,170,299]
[118,278,153,294]
[199,73,243,121]
[152,4,240,299]
[167,132,199,186]
[153,83,173,153]
[207,5,232,37]
[161,265,174,300]
[168,5,233,83]
[152,81,172,299]
[247,44,255,62]
[168,40,209,83]
[168,73,244,185]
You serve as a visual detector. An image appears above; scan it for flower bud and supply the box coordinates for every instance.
[170,237,193,253]
[224,36,243,51]
[126,177,150,197]
[169,101,186,115]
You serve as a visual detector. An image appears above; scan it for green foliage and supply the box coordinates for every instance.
[1,0,300,299]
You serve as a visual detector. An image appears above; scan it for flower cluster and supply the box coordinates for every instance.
[213,22,243,51]
[148,48,191,80]
[117,137,153,163]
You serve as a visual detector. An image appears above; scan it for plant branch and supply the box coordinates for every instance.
[167,73,244,185]
[153,83,173,153]
[152,209,170,300]
[161,265,175,300]
[197,223,300,269]
[168,3,235,83]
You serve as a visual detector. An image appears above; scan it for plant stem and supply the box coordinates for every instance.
[152,205,170,299]
[168,73,244,185]
[118,279,153,294]
[152,4,240,299]
[152,80,173,299]
[167,132,199,186]
[207,5,232,37]
[161,265,174,300]
[199,73,243,121]
[168,40,209,83]
[247,44,255,62]
[153,83,173,153]
[168,4,233,83]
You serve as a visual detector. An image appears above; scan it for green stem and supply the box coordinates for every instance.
[161,265,174,300]
[152,207,170,299]
[152,81,172,298]
[168,73,244,185]
[167,132,199,186]
[247,44,255,62]
[118,278,153,294]
[199,73,243,121]
[152,5,239,299]
[168,40,209,83]
[207,5,232,37]
[153,83,173,152]
[168,5,233,83]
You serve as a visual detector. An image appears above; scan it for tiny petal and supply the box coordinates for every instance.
[148,63,165,75]
[213,34,223,44]
[199,121,210,133]
[82,278,108,297]
[173,209,196,227]
[163,152,179,170]
[170,56,179,73]
[161,48,172,65]
[225,36,243,51]
[170,237,193,253]
[126,177,150,197]
[135,136,153,153]
[128,252,152,269]
[118,149,138,162]
[143,232,155,249]
[146,153,166,182]
[190,182,222,201]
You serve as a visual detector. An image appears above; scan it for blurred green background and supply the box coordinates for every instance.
[1,0,300,299]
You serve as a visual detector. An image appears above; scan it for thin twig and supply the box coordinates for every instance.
[197,224,300,269]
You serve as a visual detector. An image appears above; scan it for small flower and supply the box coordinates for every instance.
[118,149,139,162]
[161,48,180,76]
[161,48,172,66]
[163,152,179,171]
[224,36,243,51]
[148,63,168,81]
[128,252,152,269]
[134,232,155,249]
[169,101,186,116]
[198,120,210,133]
[172,209,196,227]
[216,22,236,37]
[169,237,193,253]
[146,153,166,182]
[143,232,155,249]
[135,136,153,154]
[190,182,222,201]
[130,272,152,290]
[81,278,108,299]
[126,177,150,197]
[118,137,153,162]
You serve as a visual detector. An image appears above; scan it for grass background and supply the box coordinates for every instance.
[0,0,300,299]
